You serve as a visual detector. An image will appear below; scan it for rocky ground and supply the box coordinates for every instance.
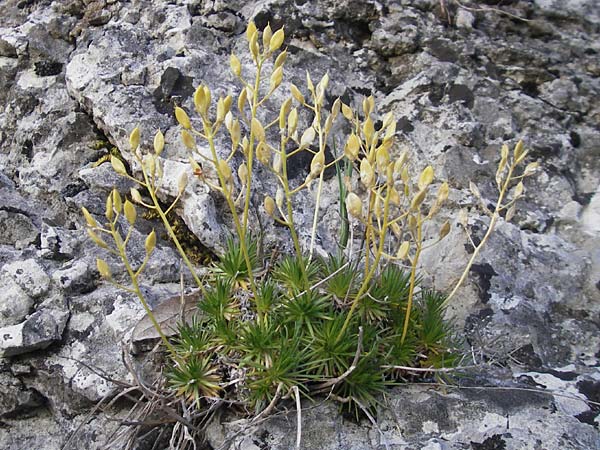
[0,0,599,449]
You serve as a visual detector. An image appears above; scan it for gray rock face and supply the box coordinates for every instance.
[0,0,599,449]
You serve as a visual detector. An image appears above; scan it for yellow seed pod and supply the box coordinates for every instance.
[275,187,284,208]
[264,195,276,216]
[306,70,314,93]
[238,88,248,114]
[145,229,156,254]
[178,172,188,193]
[202,86,212,110]
[111,155,127,175]
[241,136,250,155]
[324,115,334,135]
[501,143,509,160]
[262,23,273,50]
[249,30,259,60]
[505,204,516,222]
[341,103,353,121]
[316,72,329,97]
[375,146,389,173]
[410,189,427,211]
[82,207,98,228]
[418,166,434,191]
[129,126,140,150]
[279,98,292,130]
[310,151,325,178]
[407,214,417,230]
[237,163,248,186]
[513,140,524,160]
[246,22,257,41]
[274,50,287,69]
[390,222,401,238]
[225,111,234,131]
[175,107,191,129]
[345,192,362,218]
[223,95,232,113]
[439,221,451,240]
[181,129,196,150]
[384,120,396,141]
[105,195,113,221]
[269,28,285,52]
[193,85,208,115]
[153,130,165,155]
[256,141,271,166]
[382,111,394,129]
[270,66,284,91]
[300,127,316,148]
[401,166,409,185]
[112,189,122,214]
[287,108,298,136]
[87,229,108,249]
[251,117,265,142]
[396,241,410,260]
[96,258,111,279]
[230,53,241,77]
[218,159,232,182]
[230,119,241,149]
[437,182,449,204]
[515,149,528,165]
[216,97,226,123]
[124,199,136,225]
[331,98,341,119]
[344,133,360,161]
[360,158,374,188]
[290,84,305,104]
[130,188,143,204]
[362,116,375,146]
[514,181,524,198]
[373,195,381,217]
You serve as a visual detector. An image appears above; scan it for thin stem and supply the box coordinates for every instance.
[401,213,422,344]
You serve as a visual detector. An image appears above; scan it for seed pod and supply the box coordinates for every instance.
[300,127,316,148]
[331,98,341,119]
[514,181,524,198]
[345,192,362,218]
[324,115,334,134]
[362,116,375,146]
[246,22,257,42]
[396,241,410,260]
[360,158,374,188]
[505,204,516,222]
[513,140,524,160]
[290,84,305,104]
[306,70,314,94]
[181,129,196,150]
[269,28,285,52]
[287,108,298,135]
[111,156,127,175]
[382,111,394,129]
[262,23,273,50]
[251,118,265,142]
[410,189,427,211]
[523,161,539,176]
[216,97,226,123]
[238,162,248,185]
[274,50,287,69]
[96,258,111,279]
[178,172,188,193]
[316,73,329,101]
[389,186,400,205]
[270,66,283,91]
[515,149,528,165]
[310,151,325,178]
[82,207,98,228]
[344,134,360,161]
[129,127,140,150]
[375,145,389,173]
[275,187,284,208]
[230,53,241,77]
[153,130,165,155]
[417,166,434,191]
[249,30,259,60]
[272,152,282,174]
[407,214,417,230]
[175,107,191,129]
[123,199,136,225]
[230,119,241,149]
[264,195,276,216]
[88,229,108,249]
[390,222,401,237]
[256,141,271,166]
[112,189,122,214]
[130,188,143,204]
[341,103,353,121]
[105,195,114,221]
[437,182,449,204]
[279,98,292,130]
[439,220,450,240]
[218,159,232,182]
[238,88,248,114]
[145,229,156,254]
